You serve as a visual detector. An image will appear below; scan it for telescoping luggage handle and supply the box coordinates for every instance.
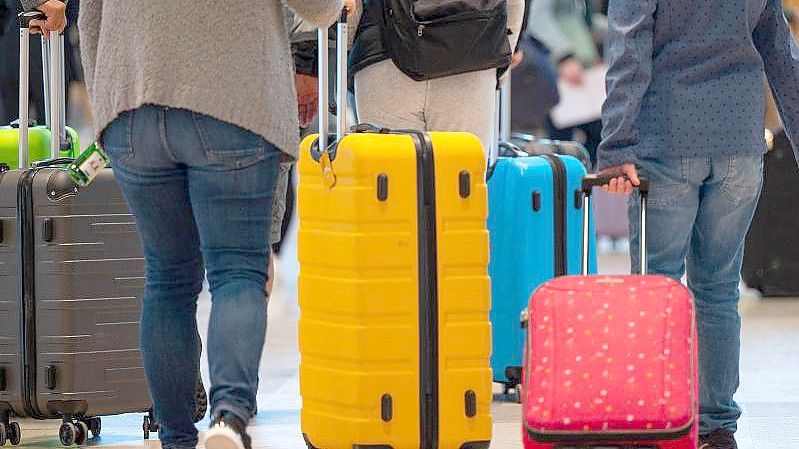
[581,174,650,275]
[488,77,514,172]
[316,10,349,155]
[17,11,69,170]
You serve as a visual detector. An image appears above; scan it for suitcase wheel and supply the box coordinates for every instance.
[75,421,89,446]
[58,422,77,446]
[8,422,21,446]
[87,418,101,438]
[143,413,159,440]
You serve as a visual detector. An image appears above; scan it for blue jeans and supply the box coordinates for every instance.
[102,105,280,449]
[628,155,764,435]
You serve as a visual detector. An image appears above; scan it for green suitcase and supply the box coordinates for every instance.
[0,123,78,169]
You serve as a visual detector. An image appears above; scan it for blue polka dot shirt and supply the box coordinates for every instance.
[597,0,799,170]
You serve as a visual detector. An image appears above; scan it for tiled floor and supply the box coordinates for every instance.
[10,229,799,449]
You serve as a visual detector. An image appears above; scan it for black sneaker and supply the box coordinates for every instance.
[204,411,251,449]
[699,428,738,449]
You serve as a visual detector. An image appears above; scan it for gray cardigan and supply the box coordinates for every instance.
[22,0,343,160]
[597,0,799,169]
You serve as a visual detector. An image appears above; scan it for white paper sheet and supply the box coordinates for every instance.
[550,65,607,129]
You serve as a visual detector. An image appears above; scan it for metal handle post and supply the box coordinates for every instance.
[581,175,650,275]
[317,27,329,151]
[18,26,31,169]
[335,13,348,140]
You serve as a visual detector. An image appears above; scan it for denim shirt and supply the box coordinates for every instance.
[597,0,799,169]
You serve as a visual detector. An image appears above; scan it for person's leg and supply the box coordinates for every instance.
[354,59,427,131]
[169,110,281,425]
[101,106,204,449]
[687,155,764,436]
[628,156,704,278]
[425,68,496,151]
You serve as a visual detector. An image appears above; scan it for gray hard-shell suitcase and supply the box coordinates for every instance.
[1,15,207,447]
[0,15,151,446]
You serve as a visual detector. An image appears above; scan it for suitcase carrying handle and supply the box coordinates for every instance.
[581,174,650,276]
[316,10,349,157]
[17,11,68,169]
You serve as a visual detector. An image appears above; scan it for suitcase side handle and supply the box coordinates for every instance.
[316,10,349,156]
[17,11,68,169]
[581,174,650,275]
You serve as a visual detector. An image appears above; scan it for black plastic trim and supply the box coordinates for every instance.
[532,191,541,212]
[541,155,567,276]
[460,442,490,449]
[377,174,389,201]
[464,390,476,417]
[45,366,56,390]
[381,394,393,422]
[44,170,79,203]
[459,170,471,198]
[526,421,694,443]
[19,168,47,419]
[412,131,439,449]
[574,189,583,210]
[42,219,53,243]
[0,367,5,391]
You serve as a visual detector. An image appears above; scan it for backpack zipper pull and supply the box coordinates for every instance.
[417,24,424,37]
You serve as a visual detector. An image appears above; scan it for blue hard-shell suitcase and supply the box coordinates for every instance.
[487,143,597,398]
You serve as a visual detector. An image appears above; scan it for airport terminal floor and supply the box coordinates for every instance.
[12,219,799,449]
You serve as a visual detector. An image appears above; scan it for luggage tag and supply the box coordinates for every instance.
[320,148,337,189]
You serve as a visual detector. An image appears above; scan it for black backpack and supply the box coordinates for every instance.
[380,0,513,81]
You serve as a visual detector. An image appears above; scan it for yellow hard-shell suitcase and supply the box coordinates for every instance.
[297,17,492,449]
[298,129,493,449]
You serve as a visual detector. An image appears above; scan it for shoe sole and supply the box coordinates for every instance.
[204,426,245,449]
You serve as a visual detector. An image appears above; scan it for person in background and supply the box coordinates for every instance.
[0,0,46,124]
[598,1,799,448]
[527,0,604,165]
[24,2,352,449]
[350,0,526,151]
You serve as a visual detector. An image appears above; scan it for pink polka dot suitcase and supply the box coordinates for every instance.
[521,176,698,448]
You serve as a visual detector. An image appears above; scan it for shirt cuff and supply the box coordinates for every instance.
[596,146,638,171]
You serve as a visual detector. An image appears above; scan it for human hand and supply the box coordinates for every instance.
[343,0,356,13]
[29,0,66,37]
[559,57,585,85]
[295,73,319,128]
[598,163,639,195]
[509,50,524,70]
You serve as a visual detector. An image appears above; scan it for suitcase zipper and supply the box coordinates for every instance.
[413,131,439,449]
[18,168,47,419]
[541,155,567,276]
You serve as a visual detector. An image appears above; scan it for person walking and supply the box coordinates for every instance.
[527,0,605,165]
[350,0,526,151]
[23,1,352,449]
[597,1,799,448]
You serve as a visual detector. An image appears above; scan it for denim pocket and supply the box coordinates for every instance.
[636,156,691,207]
[722,155,764,206]
[100,110,135,160]
[191,112,268,169]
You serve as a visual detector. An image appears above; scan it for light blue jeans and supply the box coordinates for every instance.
[102,105,280,449]
[628,155,764,435]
